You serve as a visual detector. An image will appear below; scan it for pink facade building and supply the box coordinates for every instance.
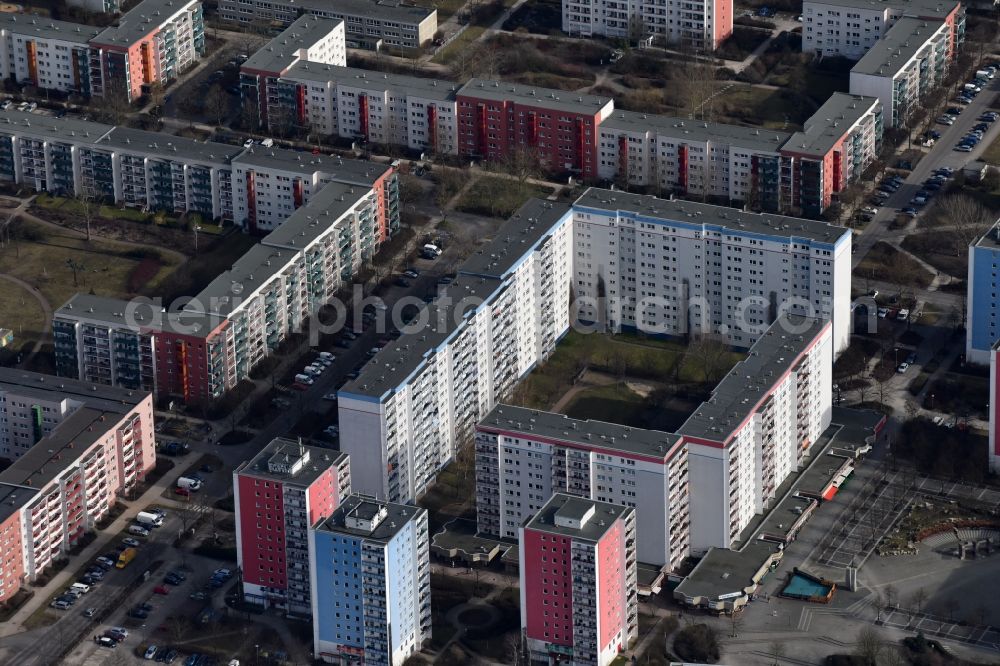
[234,438,350,615]
[520,494,638,666]
[0,368,156,597]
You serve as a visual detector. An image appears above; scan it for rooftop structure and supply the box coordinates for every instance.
[525,494,634,541]
[0,367,149,413]
[91,0,197,47]
[479,404,681,459]
[236,438,348,488]
[458,78,613,116]
[851,17,947,76]
[285,61,459,100]
[678,316,830,441]
[0,13,101,43]
[601,110,791,153]
[574,188,848,245]
[243,15,344,73]
[783,93,883,157]
[314,494,424,543]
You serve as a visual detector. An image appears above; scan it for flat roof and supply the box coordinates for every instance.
[315,494,425,543]
[0,367,149,412]
[458,199,570,278]
[851,17,946,77]
[339,275,503,398]
[525,493,632,542]
[479,404,680,459]
[674,542,780,601]
[0,483,38,526]
[301,0,436,23]
[601,110,791,153]
[243,15,343,74]
[285,62,459,101]
[92,0,196,47]
[0,407,121,491]
[0,109,113,143]
[804,0,959,18]
[458,78,613,116]
[54,292,224,340]
[973,220,1000,250]
[261,181,365,251]
[236,437,347,488]
[232,148,390,186]
[187,243,299,317]
[785,93,880,157]
[0,13,101,43]
[678,316,829,442]
[574,187,850,246]
[98,127,243,166]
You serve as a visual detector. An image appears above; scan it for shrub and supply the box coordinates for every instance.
[674,624,720,663]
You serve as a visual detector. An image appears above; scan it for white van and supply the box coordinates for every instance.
[977,69,994,80]
[71,582,91,594]
[964,83,982,92]
[304,365,322,376]
[136,511,164,527]
[260,138,274,147]
[294,374,314,385]
[423,243,441,256]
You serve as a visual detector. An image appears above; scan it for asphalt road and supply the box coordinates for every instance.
[852,76,1000,271]
[7,508,196,666]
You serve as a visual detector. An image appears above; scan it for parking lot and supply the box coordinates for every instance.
[880,607,1000,651]
[813,466,913,569]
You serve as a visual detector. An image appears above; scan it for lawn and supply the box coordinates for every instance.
[148,232,257,304]
[0,280,46,353]
[454,176,552,218]
[856,242,934,289]
[511,330,744,412]
[35,193,159,223]
[714,83,803,129]
[432,26,486,65]
[983,133,1000,166]
[1,220,182,330]
[900,231,967,279]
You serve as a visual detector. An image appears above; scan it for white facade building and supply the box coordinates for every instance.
[802,0,962,59]
[571,189,852,353]
[848,17,950,127]
[276,63,460,155]
[561,0,733,50]
[339,200,575,503]
[0,14,100,94]
[478,316,833,567]
[597,110,791,208]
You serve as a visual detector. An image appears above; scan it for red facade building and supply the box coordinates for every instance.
[519,494,637,666]
[455,79,614,180]
[234,438,350,615]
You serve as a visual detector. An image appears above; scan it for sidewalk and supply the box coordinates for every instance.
[0,459,192,636]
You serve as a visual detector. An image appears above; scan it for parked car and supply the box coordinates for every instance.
[897,308,910,321]
[83,607,96,617]
[322,393,338,401]
[145,645,159,660]
[175,487,191,497]
[128,608,149,619]
[403,268,419,278]
[153,585,169,595]
[95,557,115,569]
[122,537,141,548]
[394,277,411,288]
[105,627,129,641]
[96,636,117,648]
[50,600,71,610]
[896,362,910,373]
[905,352,917,364]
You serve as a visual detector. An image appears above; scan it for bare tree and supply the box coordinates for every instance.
[945,598,960,621]
[76,172,98,242]
[974,604,989,626]
[674,42,718,120]
[935,194,994,252]
[205,84,230,127]
[884,584,897,609]
[689,334,730,384]
[909,587,927,614]
[769,639,786,665]
[872,591,886,621]
[879,644,906,666]
[854,625,882,665]
[729,611,743,638]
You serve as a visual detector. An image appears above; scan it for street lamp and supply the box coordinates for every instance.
[194,225,202,254]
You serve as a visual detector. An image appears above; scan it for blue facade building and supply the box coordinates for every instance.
[967,221,1000,365]
[309,495,430,665]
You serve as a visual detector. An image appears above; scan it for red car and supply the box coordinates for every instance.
[174,487,190,497]
[153,585,169,595]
